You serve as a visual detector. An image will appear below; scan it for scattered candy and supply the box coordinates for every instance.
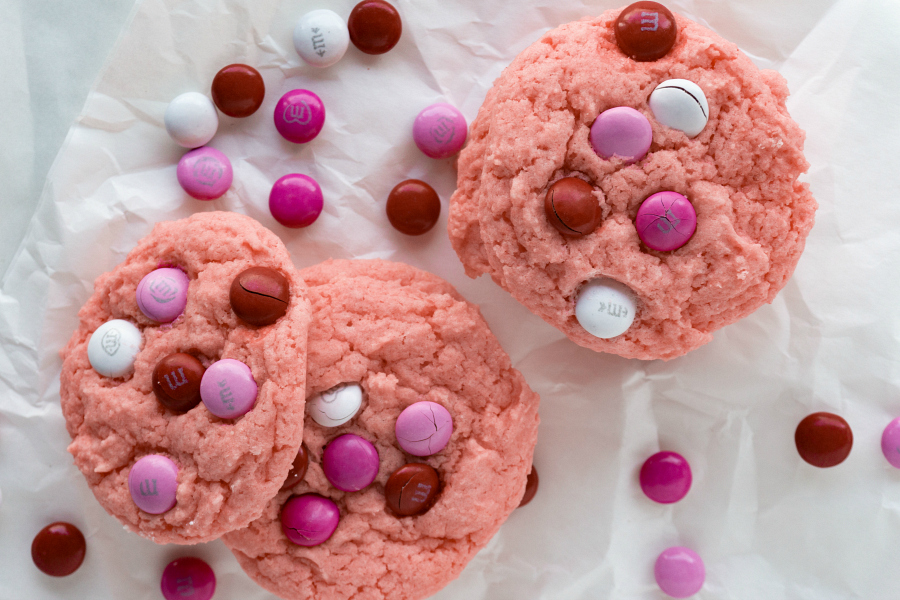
[31,522,86,577]
[129,454,179,514]
[136,267,189,323]
[589,106,652,163]
[882,417,900,469]
[307,383,363,427]
[413,103,467,159]
[347,0,402,55]
[274,89,325,144]
[649,79,708,138]
[544,177,601,236]
[795,412,853,468]
[518,465,539,508]
[614,1,677,62]
[655,546,705,598]
[210,63,265,118]
[294,9,350,68]
[161,557,216,600]
[87,319,142,378]
[385,463,440,516]
[230,266,290,327]
[635,191,696,252]
[200,359,258,419]
[395,401,453,457]
[323,434,380,492]
[640,451,691,504]
[280,443,311,491]
[574,279,637,339]
[176,146,233,200]
[281,494,340,546]
[386,179,441,235]
[152,352,205,413]
[164,92,219,148]
[269,173,324,228]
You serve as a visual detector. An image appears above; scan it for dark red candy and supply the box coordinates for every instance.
[230,267,290,327]
[211,64,265,118]
[518,465,539,508]
[280,443,311,491]
[795,412,853,468]
[544,177,601,236]
[385,463,440,517]
[348,0,402,55]
[152,353,205,413]
[32,522,86,577]
[386,179,441,236]
[614,1,677,62]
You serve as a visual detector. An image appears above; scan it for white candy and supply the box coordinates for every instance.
[575,279,637,339]
[649,79,709,138]
[307,383,363,427]
[164,92,219,148]
[293,10,350,68]
[87,319,142,378]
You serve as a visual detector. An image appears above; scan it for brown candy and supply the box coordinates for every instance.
[280,443,310,491]
[384,463,440,517]
[386,179,441,236]
[230,267,290,327]
[795,412,853,468]
[152,353,205,413]
[211,64,265,118]
[518,465,539,508]
[348,0,402,55]
[544,177,601,236]
[31,522,86,577]
[614,1,677,62]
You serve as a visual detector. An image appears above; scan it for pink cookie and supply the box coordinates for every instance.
[448,8,817,360]
[59,212,311,544]
[224,259,540,600]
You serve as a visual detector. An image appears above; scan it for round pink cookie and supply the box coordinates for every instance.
[448,8,816,360]
[59,212,311,544]
[224,259,540,600]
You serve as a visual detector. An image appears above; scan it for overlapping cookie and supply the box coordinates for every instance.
[449,2,817,360]
[224,259,540,600]
[59,212,311,544]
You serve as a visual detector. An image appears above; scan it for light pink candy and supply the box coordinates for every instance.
[176,147,233,200]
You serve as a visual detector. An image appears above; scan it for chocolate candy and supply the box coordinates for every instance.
[281,494,340,546]
[323,434,380,492]
[413,103,467,159]
[518,465,539,508]
[152,352,205,412]
[590,106,652,163]
[164,92,219,149]
[635,191,696,252]
[544,177,601,236]
[649,79,709,138]
[795,412,853,468]
[87,319,142,378]
[640,451,691,504]
[31,522,86,577]
[230,266,290,326]
[274,89,325,144]
[385,463,440,516]
[294,9,350,68]
[347,0,402,55]
[386,179,441,236]
[177,147,233,201]
[136,267,189,323]
[200,359,258,419]
[654,546,705,598]
[269,173,324,229]
[128,454,179,514]
[395,401,453,456]
[574,278,637,339]
[882,417,900,469]
[280,443,310,491]
[211,64,265,118]
[614,1,677,62]
[161,557,216,600]
[307,383,363,427]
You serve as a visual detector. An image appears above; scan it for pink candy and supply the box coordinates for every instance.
[635,192,697,252]
[128,455,179,514]
[395,401,453,457]
[176,147,233,200]
[274,89,325,144]
[639,451,692,504]
[269,173,324,228]
[136,268,189,323]
[655,547,705,598]
[160,557,216,600]
[281,494,340,547]
[199,359,258,419]
[323,434,380,492]
[589,106,652,163]
[413,103,467,159]
[882,417,900,469]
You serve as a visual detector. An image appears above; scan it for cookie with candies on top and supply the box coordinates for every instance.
[224,259,540,600]
[59,212,311,544]
[449,1,816,360]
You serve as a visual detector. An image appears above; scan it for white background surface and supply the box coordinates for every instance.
[1,0,899,599]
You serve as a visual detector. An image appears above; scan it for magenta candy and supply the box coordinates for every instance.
[160,557,216,600]
[655,546,705,598]
[269,173,324,228]
[589,106,652,163]
[200,359,257,419]
[395,401,453,457]
[323,434,380,492]
[128,455,178,514]
[882,417,900,468]
[136,268,189,323]
[635,191,697,251]
[274,89,325,143]
[413,103,467,159]
[640,451,692,504]
[176,147,233,200]
[281,494,340,546]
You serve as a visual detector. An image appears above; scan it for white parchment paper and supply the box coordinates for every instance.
[3,0,900,598]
